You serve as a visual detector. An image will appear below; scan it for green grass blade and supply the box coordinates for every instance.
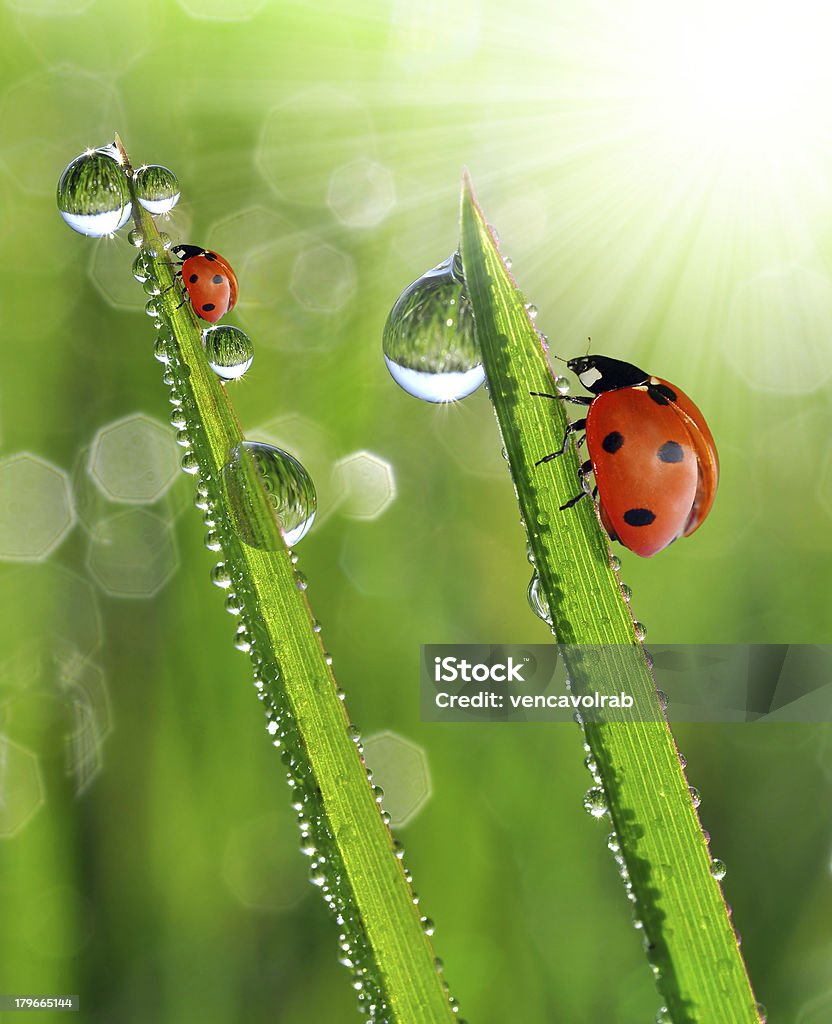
[460,172,762,1023]
[102,136,456,1023]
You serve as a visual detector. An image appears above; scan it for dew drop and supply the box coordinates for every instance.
[211,563,232,588]
[421,917,435,936]
[634,621,647,641]
[181,452,200,475]
[755,1002,767,1023]
[689,786,702,809]
[610,554,621,571]
[583,787,608,818]
[128,228,143,247]
[134,164,180,214]
[153,336,170,363]
[203,325,254,380]
[620,583,632,602]
[526,303,538,319]
[527,572,552,625]
[57,145,131,237]
[710,858,727,881]
[656,1007,672,1024]
[553,375,570,395]
[132,252,150,282]
[383,252,483,403]
[222,441,317,549]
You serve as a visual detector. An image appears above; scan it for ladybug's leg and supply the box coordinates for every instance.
[529,392,592,406]
[560,460,593,510]
[534,418,587,466]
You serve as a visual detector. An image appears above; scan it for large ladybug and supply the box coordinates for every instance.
[533,355,719,557]
[172,244,238,324]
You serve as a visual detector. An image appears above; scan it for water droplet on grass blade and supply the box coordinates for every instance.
[203,325,254,380]
[134,164,180,214]
[222,441,316,549]
[383,252,483,403]
[57,145,131,237]
[583,787,608,818]
[710,858,727,880]
[527,572,552,625]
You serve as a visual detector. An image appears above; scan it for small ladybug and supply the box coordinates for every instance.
[172,245,238,324]
[532,355,719,557]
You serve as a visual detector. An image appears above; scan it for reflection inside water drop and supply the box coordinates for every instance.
[202,325,254,381]
[134,164,180,215]
[56,145,131,238]
[222,441,316,549]
[383,252,484,403]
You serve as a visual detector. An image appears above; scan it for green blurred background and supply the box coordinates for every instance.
[1,0,831,1020]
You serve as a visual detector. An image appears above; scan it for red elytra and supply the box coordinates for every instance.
[173,244,239,324]
[536,355,719,557]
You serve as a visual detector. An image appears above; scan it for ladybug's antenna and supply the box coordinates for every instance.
[584,336,592,356]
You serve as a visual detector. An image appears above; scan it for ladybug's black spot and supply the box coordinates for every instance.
[189,273,198,283]
[648,383,677,405]
[602,431,624,454]
[623,508,656,527]
[212,274,223,284]
[202,303,216,312]
[657,441,684,463]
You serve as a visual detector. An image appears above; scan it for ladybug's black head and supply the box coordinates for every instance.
[567,355,650,395]
[172,244,205,260]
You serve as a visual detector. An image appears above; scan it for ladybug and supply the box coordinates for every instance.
[171,245,238,324]
[532,355,719,557]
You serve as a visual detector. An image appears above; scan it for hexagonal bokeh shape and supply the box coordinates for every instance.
[177,0,266,20]
[0,565,102,664]
[88,414,180,504]
[332,451,396,520]
[0,67,124,196]
[0,453,75,561]
[362,731,431,827]
[236,234,350,353]
[222,813,308,912]
[0,736,44,837]
[207,205,296,262]
[327,158,396,228]
[88,240,146,311]
[86,509,179,599]
[257,90,376,206]
[290,243,356,315]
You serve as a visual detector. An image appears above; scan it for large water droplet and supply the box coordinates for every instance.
[57,144,131,237]
[222,441,316,549]
[527,572,552,625]
[383,253,484,403]
[134,164,180,214]
[203,325,254,380]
